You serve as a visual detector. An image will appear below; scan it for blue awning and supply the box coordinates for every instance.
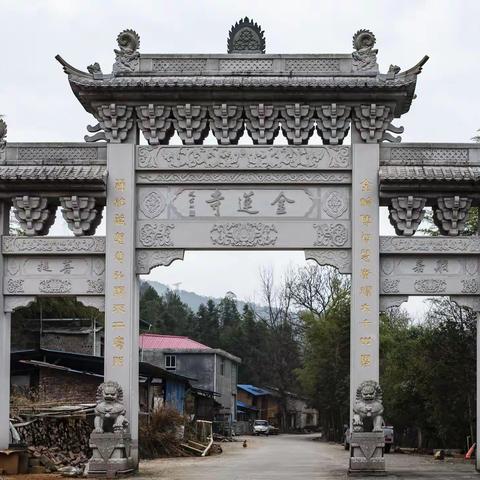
[237,400,258,411]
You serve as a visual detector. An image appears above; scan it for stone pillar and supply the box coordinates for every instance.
[104,144,139,466]
[0,202,10,449]
[350,143,380,422]
[477,311,480,472]
[0,313,11,449]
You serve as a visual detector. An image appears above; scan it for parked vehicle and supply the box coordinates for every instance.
[383,425,394,453]
[343,425,394,452]
[253,420,271,436]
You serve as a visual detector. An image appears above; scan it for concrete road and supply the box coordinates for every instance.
[137,434,480,480]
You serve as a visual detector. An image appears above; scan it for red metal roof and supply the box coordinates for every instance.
[139,334,210,350]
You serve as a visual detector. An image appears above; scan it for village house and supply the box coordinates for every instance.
[237,384,319,432]
[10,349,194,415]
[139,334,241,423]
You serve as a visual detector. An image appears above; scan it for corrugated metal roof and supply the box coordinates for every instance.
[139,334,210,350]
[237,384,272,396]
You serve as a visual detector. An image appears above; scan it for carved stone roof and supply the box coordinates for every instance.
[379,165,480,182]
[57,53,428,117]
[0,165,106,182]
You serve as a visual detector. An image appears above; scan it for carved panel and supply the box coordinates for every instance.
[244,105,280,145]
[136,146,351,170]
[2,236,106,254]
[12,196,56,236]
[414,279,446,294]
[139,190,167,219]
[219,59,272,71]
[316,104,351,145]
[388,196,426,236]
[39,279,72,294]
[380,254,480,296]
[140,187,317,220]
[172,105,209,145]
[313,223,349,247]
[322,191,348,219]
[285,59,340,71]
[279,104,315,145]
[4,256,105,296]
[136,172,352,185]
[152,59,207,72]
[135,220,350,249]
[208,105,244,145]
[304,249,352,274]
[136,105,174,145]
[386,146,469,165]
[16,146,101,163]
[210,223,278,247]
[138,223,175,247]
[379,236,480,254]
[136,249,185,274]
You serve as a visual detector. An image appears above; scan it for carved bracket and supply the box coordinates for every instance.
[450,295,480,313]
[172,105,209,145]
[379,295,409,312]
[316,104,351,145]
[4,296,36,313]
[76,296,105,312]
[136,104,174,145]
[304,249,352,274]
[12,196,56,236]
[388,196,426,236]
[60,196,103,236]
[86,104,134,143]
[208,104,244,145]
[245,104,279,144]
[136,249,185,274]
[352,104,396,143]
[280,104,315,145]
[433,196,472,236]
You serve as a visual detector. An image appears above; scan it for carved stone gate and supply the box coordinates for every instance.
[1,19,479,473]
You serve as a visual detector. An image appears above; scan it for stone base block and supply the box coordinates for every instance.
[87,432,134,478]
[349,432,386,475]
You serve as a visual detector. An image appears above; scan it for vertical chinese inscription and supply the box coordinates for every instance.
[350,144,380,421]
[104,144,138,454]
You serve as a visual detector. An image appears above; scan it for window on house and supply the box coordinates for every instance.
[165,355,176,371]
[220,358,225,376]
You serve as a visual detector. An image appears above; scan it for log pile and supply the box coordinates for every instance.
[12,404,94,473]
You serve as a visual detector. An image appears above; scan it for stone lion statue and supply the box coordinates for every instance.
[94,381,129,434]
[352,380,384,433]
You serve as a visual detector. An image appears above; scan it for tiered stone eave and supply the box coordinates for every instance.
[56,54,427,117]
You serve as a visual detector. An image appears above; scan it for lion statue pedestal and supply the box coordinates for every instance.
[349,380,386,475]
[86,381,134,478]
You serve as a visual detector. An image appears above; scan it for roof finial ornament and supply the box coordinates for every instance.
[113,29,140,75]
[0,117,7,161]
[352,29,378,72]
[227,17,265,54]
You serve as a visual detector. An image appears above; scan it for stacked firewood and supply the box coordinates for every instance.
[13,409,94,472]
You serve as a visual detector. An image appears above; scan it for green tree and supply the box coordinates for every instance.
[195,299,220,347]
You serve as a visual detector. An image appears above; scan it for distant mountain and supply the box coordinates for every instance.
[145,280,254,312]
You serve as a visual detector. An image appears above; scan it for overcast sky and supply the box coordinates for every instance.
[1,0,479,317]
